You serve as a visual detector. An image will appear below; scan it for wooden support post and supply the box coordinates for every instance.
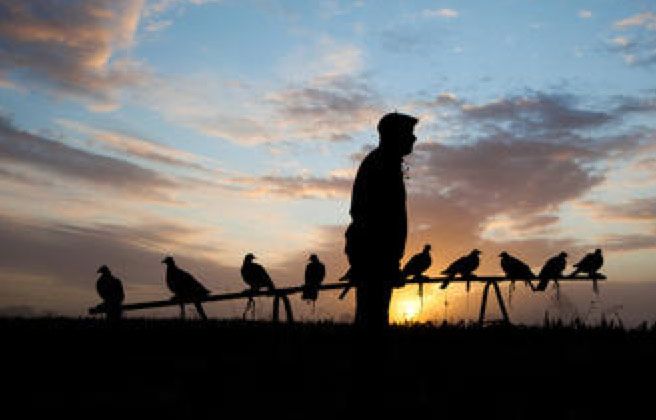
[479,281,511,324]
[272,294,294,323]
[272,296,280,322]
[478,281,491,324]
[281,295,294,323]
[492,281,510,324]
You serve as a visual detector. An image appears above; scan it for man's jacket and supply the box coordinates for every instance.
[345,147,407,278]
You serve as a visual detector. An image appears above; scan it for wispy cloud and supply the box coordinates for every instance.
[56,119,211,171]
[269,75,383,141]
[582,197,656,222]
[421,8,459,19]
[0,0,148,110]
[232,174,352,199]
[611,12,656,66]
[0,116,178,200]
[578,10,592,19]
[615,12,656,30]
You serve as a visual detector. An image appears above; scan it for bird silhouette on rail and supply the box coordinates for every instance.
[241,253,276,319]
[89,246,606,325]
[499,252,536,287]
[534,251,568,293]
[302,254,326,306]
[162,256,209,320]
[401,244,432,305]
[441,249,481,290]
[96,265,125,322]
[570,249,605,279]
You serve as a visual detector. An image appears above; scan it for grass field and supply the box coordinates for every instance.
[2,318,655,419]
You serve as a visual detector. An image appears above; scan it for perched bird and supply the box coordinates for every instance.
[500,252,535,285]
[241,253,275,291]
[569,249,604,278]
[401,244,432,280]
[96,265,125,321]
[440,249,481,289]
[535,252,568,292]
[162,256,210,320]
[401,244,432,303]
[241,253,276,318]
[302,254,326,303]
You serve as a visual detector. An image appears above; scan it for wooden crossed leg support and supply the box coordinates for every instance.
[478,280,510,325]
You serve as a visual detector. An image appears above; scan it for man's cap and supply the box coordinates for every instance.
[377,112,418,136]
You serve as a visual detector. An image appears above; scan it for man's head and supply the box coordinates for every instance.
[377,112,419,156]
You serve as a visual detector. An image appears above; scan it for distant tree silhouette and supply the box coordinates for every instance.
[344,112,418,328]
[162,256,210,320]
[96,265,124,322]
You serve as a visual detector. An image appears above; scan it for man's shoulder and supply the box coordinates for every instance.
[357,148,382,172]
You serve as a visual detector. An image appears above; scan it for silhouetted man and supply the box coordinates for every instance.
[345,112,418,329]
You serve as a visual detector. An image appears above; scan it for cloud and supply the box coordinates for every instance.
[143,0,221,18]
[414,135,604,218]
[602,233,656,252]
[0,0,148,109]
[144,19,173,32]
[421,8,459,19]
[402,89,654,255]
[135,36,384,145]
[611,12,656,66]
[615,12,656,30]
[0,116,178,199]
[232,174,352,199]
[578,10,592,19]
[613,94,656,114]
[269,75,383,141]
[582,197,656,222]
[56,119,210,171]
[461,92,613,134]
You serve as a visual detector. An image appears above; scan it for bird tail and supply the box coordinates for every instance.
[568,268,581,278]
[534,278,549,291]
[440,274,454,289]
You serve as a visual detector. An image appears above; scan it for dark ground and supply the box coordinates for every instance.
[2,318,655,419]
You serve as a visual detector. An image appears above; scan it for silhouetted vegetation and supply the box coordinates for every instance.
[3,318,655,418]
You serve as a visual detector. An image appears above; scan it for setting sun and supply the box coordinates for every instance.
[392,298,422,323]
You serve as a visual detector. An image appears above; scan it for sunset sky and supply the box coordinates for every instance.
[1,0,655,323]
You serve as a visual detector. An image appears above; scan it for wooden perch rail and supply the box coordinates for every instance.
[88,275,605,324]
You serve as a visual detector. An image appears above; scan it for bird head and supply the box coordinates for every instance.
[595,248,602,255]
[97,265,110,274]
[499,251,509,258]
[245,253,256,262]
[309,254,318,262]
[471,249,482,256]
[559,251,568,259]
[162,256,174,265]
[423,244,431,253]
